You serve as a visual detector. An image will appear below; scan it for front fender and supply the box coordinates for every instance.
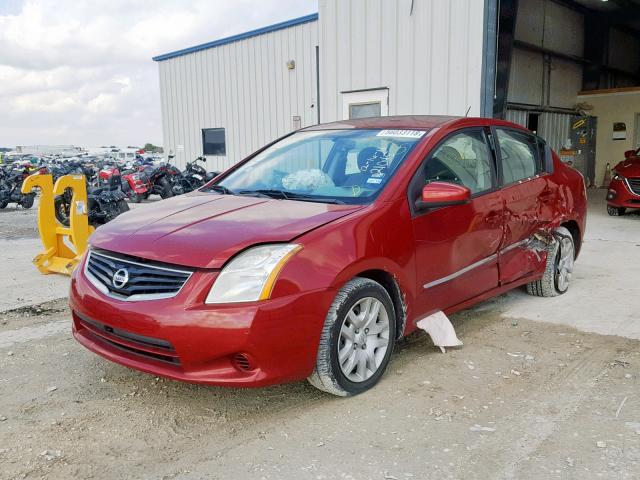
[270,198,418,335]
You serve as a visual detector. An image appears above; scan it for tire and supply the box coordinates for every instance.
[526,226,575,297]
[308,277,396,396]
[129,192,142,203]
[607,205,625,216]
[158,178,173,199]
[116,199,130,215]
[0,201,7,209]
[54,195,70,226]
[19,194,35,209]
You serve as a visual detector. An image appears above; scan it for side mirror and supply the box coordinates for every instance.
[624,150,636,158]
[415,181,471,210]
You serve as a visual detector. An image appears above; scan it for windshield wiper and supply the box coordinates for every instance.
[239,189,346,205]
[208,184,234,195]
[237,189,290,199]
[289,193,346,204]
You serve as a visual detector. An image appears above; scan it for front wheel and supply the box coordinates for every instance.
[526,226,575,297]
[607,205,625,216]
[129,192,142,203]
[116,199,129,215]
[308,277,396,396]
[19,194,35,209]
[54,195,70,226]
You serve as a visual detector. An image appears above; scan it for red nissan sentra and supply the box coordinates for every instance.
[606,147,640,216]
[70,116,586,396]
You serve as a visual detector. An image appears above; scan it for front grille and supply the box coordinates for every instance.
[75,312,180,365]
[85,249,192,301]
[627,178,640,195]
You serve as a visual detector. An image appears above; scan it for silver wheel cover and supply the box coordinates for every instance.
[556,237,574,292]
[338,297,390,382]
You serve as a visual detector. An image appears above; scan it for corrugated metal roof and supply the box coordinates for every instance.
[152,13,318,62]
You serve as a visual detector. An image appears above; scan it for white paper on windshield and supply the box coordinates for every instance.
[376,129,426,139]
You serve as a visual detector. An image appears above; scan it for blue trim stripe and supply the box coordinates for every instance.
[152,13,318,62]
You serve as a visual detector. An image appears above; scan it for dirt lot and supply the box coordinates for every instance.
[1,192,639,480]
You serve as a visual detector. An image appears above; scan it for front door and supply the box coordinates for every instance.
[410,128,504,317]
[342,88,389,120]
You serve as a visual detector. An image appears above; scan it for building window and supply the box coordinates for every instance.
[349,102,381,119]
[202,128,226,155]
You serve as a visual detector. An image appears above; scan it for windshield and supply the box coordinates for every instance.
[209,129,427,204]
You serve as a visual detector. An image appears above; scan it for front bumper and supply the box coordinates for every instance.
[607,178,640,209]
[70,259,335,387]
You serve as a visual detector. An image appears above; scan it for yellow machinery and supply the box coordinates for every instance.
[21,174,94,275]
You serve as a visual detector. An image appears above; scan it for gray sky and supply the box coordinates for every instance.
[0,0,317,148]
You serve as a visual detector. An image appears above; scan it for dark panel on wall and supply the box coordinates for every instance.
[493,0,518,118]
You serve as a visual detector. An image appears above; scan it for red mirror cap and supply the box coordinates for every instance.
[624,150,636,158]
[421,181,471,203]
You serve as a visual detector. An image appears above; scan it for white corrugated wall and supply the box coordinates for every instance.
[505,109,528,128]
[318,0,486,122]
[157,20,319,171]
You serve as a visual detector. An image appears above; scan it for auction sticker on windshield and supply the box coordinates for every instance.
[376,129,426,139]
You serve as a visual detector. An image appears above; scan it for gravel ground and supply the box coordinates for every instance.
[0,190,639,479]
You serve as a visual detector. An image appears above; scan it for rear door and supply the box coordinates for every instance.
[493,127,548,284]
[410,127,504,316]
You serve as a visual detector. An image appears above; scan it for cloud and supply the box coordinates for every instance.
[0,0,317,148]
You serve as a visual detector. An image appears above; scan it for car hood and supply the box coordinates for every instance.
[615,159,640,178]
[90,192,364,269]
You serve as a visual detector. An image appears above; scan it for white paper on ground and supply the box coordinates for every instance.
[416,311,463,353]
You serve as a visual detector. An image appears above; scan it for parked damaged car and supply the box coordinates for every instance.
[70,116,587,396]
[606,148,640,216]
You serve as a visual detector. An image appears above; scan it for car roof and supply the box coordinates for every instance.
[300,115,530,133]
[301,115,461,131]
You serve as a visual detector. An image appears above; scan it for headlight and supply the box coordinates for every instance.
[205,244,302,304]
[613,173,625,181]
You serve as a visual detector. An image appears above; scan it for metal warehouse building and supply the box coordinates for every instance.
[154,0,640,187]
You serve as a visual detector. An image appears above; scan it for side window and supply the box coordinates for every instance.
[424,130,494,194]
[496,129,539,184]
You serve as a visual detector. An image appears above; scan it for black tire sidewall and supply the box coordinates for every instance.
[328,282,396,395]
[20,194,34,209]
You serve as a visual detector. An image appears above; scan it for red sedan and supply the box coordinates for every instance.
[70,116,586,396]
[606,148,640,216]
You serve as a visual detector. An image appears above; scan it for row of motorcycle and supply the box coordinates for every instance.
[0,156,219,227]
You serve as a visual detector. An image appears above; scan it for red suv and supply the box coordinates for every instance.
[606,148,640,216]
[70,116,586,396]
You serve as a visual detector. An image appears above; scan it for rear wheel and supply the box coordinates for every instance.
[607,205,625,216]
[0,201,7,209]
[526,226,575,297]
[308,277,395,396]
[158,178,173,199]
